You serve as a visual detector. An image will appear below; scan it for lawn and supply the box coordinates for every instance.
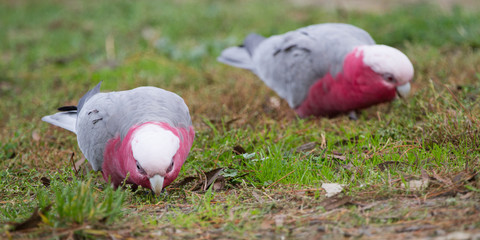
[1,0,480,239]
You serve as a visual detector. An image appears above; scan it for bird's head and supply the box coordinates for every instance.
[127,123,180,196]
[353,45,414,98]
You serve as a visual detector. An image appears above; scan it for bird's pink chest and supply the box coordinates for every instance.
[294,71,396,118]
[294,50,400,118]
[102,136,131,187]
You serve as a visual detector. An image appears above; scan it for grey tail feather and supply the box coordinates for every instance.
[243,33,265,56]
[77,81,102,112]
[218,46,255,71]
[42,111,78,133]
[217,33,265,73]
[42,82,102,134]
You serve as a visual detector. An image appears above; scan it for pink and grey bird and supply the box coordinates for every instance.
[218,23,414,118]
[42,82,195,195]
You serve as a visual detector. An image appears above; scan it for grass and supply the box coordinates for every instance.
[1,0,480,238]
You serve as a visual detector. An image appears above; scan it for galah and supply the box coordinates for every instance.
[218,23,414,118]
[42,82,195,195]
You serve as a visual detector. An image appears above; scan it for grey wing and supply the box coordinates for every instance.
[252,23,375,108]
[76,93,115,171]
[300,23,375,76]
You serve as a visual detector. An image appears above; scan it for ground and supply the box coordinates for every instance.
[0,0,479,239]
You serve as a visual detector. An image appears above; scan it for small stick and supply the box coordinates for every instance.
[266,170,295,189]
[69,152,77,174]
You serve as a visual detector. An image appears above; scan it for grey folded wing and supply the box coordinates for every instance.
[76,92,115,171]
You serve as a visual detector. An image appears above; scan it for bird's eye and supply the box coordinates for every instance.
[136,161,146,175]
[382,73,396,83]
[167,161,174,173]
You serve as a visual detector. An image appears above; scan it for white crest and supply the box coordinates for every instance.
[131,124,180,176]
[358,45,414,85]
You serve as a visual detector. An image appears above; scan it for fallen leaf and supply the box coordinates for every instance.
[232,145,246,155]
[170,168,226,192]
[40,177,50,187]
[203,168,225,191]
[74,156,86,172]
[211,175,226,191]
[322,183,344,197]
[295,142,317,153]
[320,196,352,211]
[13,205,51,231]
